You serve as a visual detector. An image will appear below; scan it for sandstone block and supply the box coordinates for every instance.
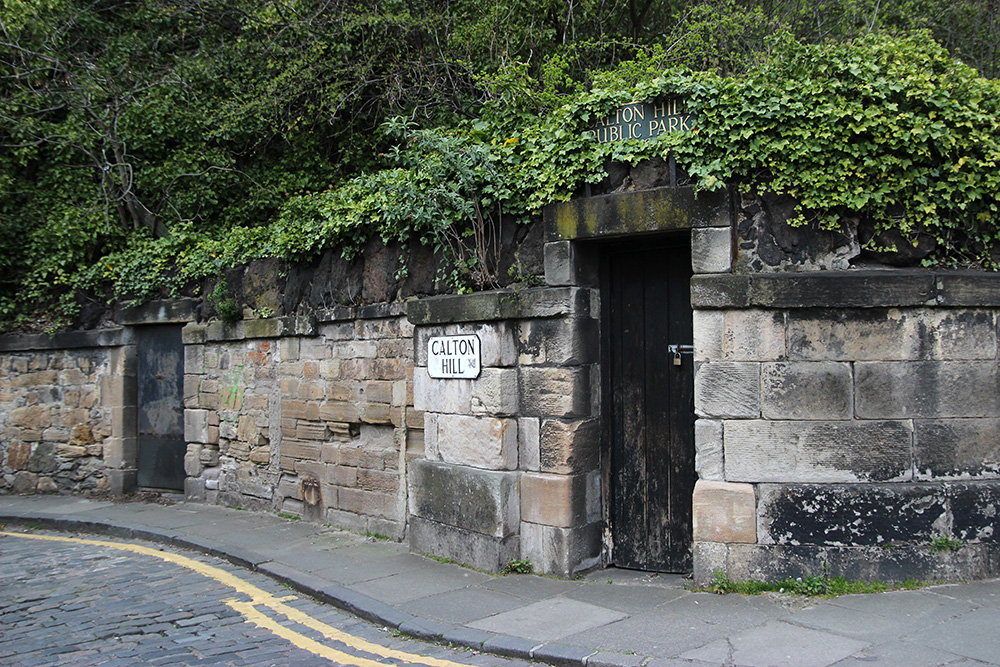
[8,405,52,431]
[184,344,204,375]
[856,361,1000,419]
[6,441,30,470]
[471,368,519,416]
[694,362,760,418]
[539,418,599,474]
[319,401,360,423]
[694,419,724,481]
[10,471,38,494]
[519,366,591,418]
[693,310,724,361]
[413,368,472,413]
[517,317,598,366]
[691,226,732,273]
[436,414,518,470]
[518,417,540,472]
[520,472,598,528]
[761,362,852,420]
[724,419,912,483]
[184,409,211,444]
[788,308,918,361]
[409,515,520,573]
[914,419,1000,480]
[692,480,757,543]
[408,459,520,537]
[520,521,601,578]
[56,444,87,458]
[184,444,203,477]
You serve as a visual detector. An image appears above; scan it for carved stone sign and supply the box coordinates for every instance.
[585,98,693,143]
[427,334,481,379]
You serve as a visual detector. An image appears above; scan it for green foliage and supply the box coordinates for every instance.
[500,558,534,574]
[929,534,963,552]
[706,570,912,597]
[207,278,241,323]
[2,1,999,331]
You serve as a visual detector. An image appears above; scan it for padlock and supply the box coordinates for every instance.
[673,351,682,366]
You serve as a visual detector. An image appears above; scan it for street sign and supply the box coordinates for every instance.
[427,335,481,379]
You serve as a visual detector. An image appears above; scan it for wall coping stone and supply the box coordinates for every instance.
[205,314,317,341]
[314,302,406,323]
[116,298,199,325]
[406,287,592,325]
[0,327,129,352]
[543,185,732,242]
[692,271,1000,309]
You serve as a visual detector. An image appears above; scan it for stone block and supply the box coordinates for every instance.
[8,405,52,430]
[692,480,756,543]
[182,323,208,344]
[106,468,137,495]
[519,366,591,418]
[56,444,87,458]
[184,444,203,477]
[925,309,997,359]
[756,483,950,547]
[694,419,724,481]
[5,441,30,470]
[318,401,360,423]
[184,409,211,444]
[408,459,520,537]
[520,472,598,527]
[184,344,204,375]
[409,515,520,573]
[760,362,852,420]
[520,521,602,578]
[518,417,540,471]
[543,240,599,287]
[185,477,207,502]
[470,368,519,416]
[413,368,472,413]
[517,317,598,366]
[692,541,729,584]
[694,362,760,418]
[691,226,732,273]
[423,412,439,460]
[538,418,599,474]
[724,420,913,483]
[788,308,919,361]
[857,361,1000,419]
[690,274,751,309]
[436,414,518,470]
[914,419,1000,480]
[103,437,137,469]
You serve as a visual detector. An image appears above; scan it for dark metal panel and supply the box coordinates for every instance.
[136,324,185,490]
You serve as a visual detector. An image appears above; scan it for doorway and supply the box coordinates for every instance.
[604,237,695,572]
[135,324,186,490]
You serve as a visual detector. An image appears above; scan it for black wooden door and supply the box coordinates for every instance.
[606,239,695,572]
[136,324,186,490]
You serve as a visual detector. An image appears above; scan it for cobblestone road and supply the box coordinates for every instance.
[0,529,536,667]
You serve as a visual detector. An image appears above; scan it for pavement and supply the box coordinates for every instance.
[2,495,999,667]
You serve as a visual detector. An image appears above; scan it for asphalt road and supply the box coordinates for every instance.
[0,529,538,667]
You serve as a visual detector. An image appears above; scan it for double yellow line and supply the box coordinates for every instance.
[1,531,469,667]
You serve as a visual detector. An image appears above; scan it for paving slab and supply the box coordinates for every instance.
[789,590,976,641]
[565,580,689,613]
[352,562,493,604]
[680,619,869,667]
[478,573,585,600]
[469,598,629,642]
[903,606,1000,663]
[829,640,965,666]
[400,586,525,624]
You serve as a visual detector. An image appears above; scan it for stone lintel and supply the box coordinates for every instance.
[0,328,129,352]
[406,287,594,325]
[543,186,732,242]
[117,298,198,325]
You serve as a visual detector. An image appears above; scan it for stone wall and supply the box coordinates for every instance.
[181,306,418,539]
[406,288,602,576]
[0,330,128,495]
[690,273,1000,583]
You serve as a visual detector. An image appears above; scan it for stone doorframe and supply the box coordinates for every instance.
[112,298,199,494]
[543,186,736,569]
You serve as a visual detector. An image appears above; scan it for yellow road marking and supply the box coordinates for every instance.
[1,531,470,667]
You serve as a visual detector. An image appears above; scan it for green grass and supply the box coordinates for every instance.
[704,571,927,598]
[276,512,301,521]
